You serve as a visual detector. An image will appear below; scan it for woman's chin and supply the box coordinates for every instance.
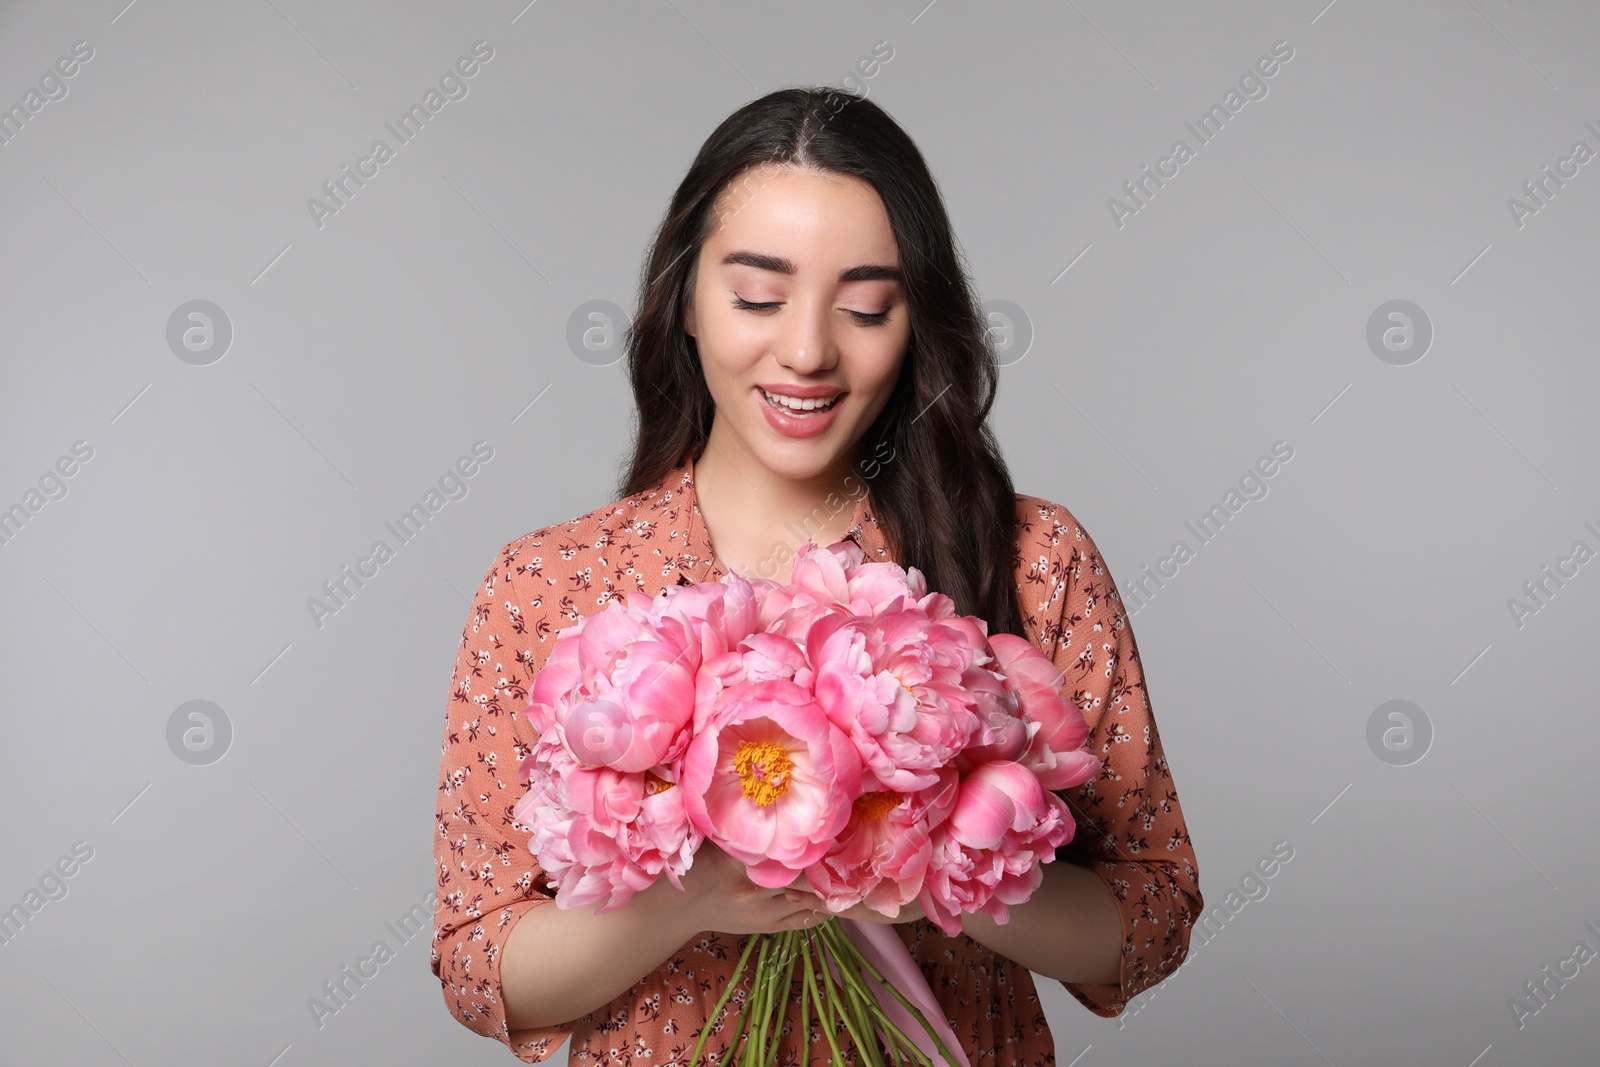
[750,440,852,481]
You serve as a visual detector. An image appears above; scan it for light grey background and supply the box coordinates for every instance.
[2,2,1596,1064]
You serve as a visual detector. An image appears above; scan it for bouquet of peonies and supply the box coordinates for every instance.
[512,539,1100,1066]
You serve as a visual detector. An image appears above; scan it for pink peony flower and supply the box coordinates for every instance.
[804,609,986,793]
[917,760,1075,937]
[986,633,1100,792]
[802,765,961,917]
[514,731,701,912]
[679,676,863,889]
[758,540,925,631]
[649,571,763,662]
[689,631,810,737]
[515,532,1098,934]
[526,597,699,774]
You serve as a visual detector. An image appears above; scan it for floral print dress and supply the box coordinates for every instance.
[432,452,1202,1064]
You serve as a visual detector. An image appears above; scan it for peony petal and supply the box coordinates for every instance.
[947,776,1015,850]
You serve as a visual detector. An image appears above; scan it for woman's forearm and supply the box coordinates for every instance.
[958,858,1124,985]
[498,858,1124,1031]
[500,883,698,1032]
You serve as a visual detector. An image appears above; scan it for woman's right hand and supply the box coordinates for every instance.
[641,842,829,939]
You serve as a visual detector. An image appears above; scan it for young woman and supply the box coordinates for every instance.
[433,87,1202,1065]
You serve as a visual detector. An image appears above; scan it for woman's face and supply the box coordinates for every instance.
[684,165,910,484]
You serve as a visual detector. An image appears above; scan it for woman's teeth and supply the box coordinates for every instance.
[762,389,839,414]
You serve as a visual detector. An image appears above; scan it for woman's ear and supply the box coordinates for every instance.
[683,300,696,338]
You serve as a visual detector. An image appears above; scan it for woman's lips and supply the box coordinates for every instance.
[756,386,844,439]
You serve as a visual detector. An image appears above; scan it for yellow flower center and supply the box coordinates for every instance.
[733,740,793,807]
[643,770,675,795]
[851,790,902,824]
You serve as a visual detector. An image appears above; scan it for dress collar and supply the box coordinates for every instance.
[666,448,892,586]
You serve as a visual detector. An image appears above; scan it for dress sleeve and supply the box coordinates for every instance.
[432,546,574,1062]
[1043,513,1203,1017]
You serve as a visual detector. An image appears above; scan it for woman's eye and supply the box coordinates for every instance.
[847,309,891,326]
[732,296,890,326]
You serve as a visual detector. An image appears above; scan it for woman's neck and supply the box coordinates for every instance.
[691,441,861,584]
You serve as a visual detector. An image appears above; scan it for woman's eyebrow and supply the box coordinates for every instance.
[720,249,901,284]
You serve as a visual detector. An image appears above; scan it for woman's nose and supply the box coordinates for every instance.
[776,303,834,373]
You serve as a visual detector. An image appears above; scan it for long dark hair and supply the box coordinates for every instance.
[618,86,1026,641]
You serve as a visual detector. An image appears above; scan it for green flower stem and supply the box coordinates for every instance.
[751,933,784,1065]
[690,932,762,1067]
[834,964,881,1066]
[764,932,801,1067]
[696,918,963,1067]
[802,931,847,1066]
[744,938,769,1066]
[827,950,909,1067]
[817,922,959,1067]
[797,933,812,1066]
[815,923,947,1067]
[778,933,805,1066]
[814,933,854,1062]
[837,950,903,1067]
[725,983,754,1067]
[812,922,885,1066]
[738,935,774,1066]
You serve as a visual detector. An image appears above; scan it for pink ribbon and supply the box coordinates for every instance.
[835,919,972,1067]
